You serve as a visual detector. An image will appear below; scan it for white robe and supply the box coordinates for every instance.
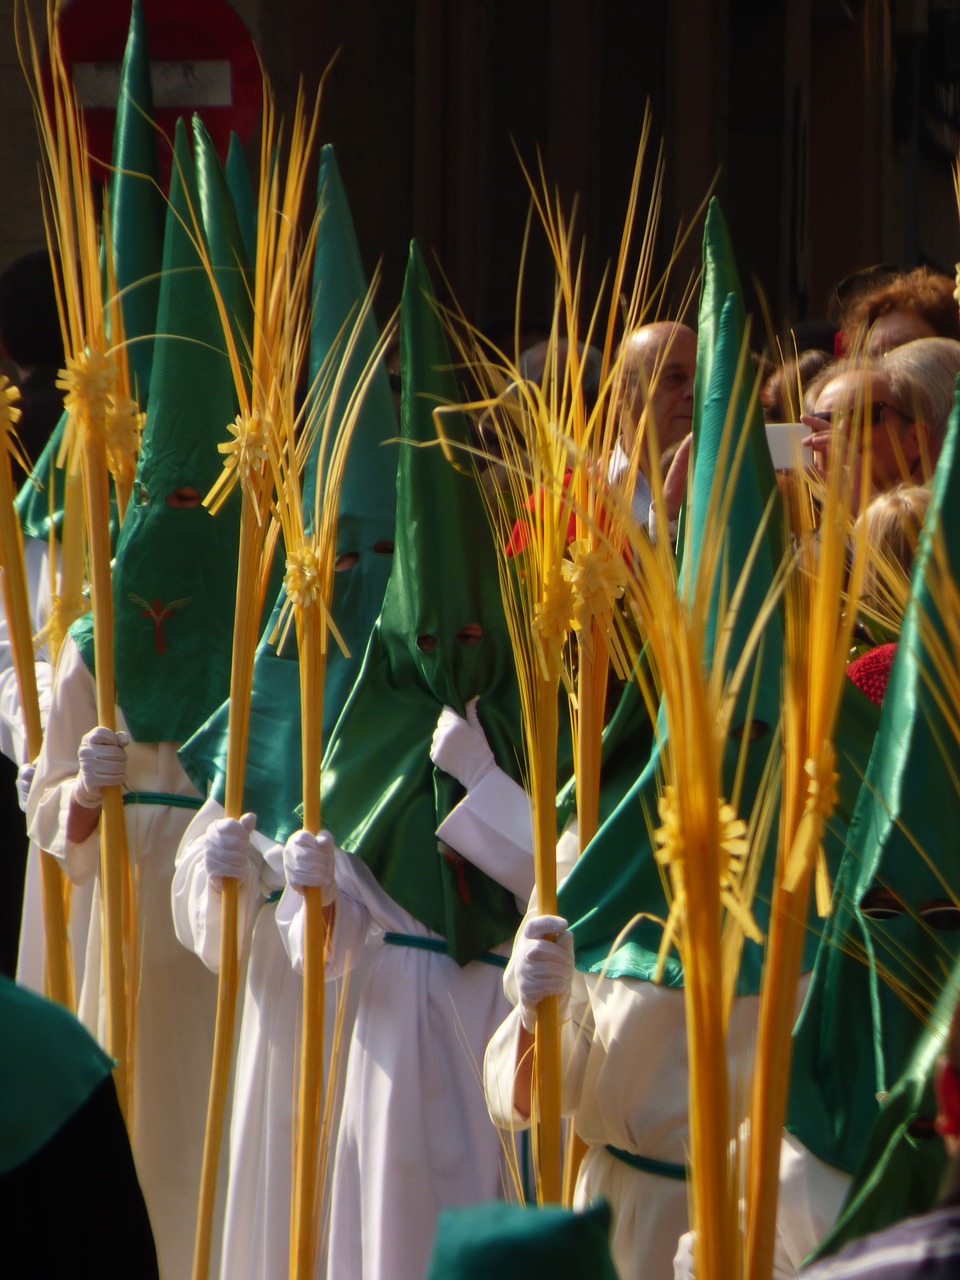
[173,797,364,1280]
[27,636,222,1280]
[277,848,515,1280]
[484,905,787,1280]
[770,1134,852,1276]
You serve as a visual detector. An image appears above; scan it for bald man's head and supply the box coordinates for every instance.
[618,321,696,467]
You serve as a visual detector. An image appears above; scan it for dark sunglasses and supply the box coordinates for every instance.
[817,400,913,428]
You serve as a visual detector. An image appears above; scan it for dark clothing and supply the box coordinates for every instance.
[0,1075,159,1278]
[13,363,64,477]
[802,1192,960,1279]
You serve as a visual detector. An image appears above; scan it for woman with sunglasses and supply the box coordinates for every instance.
[800,338,960,515]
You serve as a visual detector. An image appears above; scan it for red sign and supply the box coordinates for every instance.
[54,0,261,181]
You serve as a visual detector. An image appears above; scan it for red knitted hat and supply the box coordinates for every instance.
[846,642,897,707]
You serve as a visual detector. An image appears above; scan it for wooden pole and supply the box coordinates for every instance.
[80,408,132,1118]
[532,676,562,1203]
[290,604,326,1278]
[192,496,261,1280]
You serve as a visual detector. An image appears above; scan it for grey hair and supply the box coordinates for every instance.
[880,337,960,455]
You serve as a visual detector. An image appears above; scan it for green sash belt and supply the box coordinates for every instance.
[264,889,283,905]
[122,792,204,810]
[604,1144,687,1181]
[383,931,508,970]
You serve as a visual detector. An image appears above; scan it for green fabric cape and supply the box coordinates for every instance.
[0,976,112,1176]
[318,242,526,965]
[179,145,399,840]
[74,119,246,744]
[804,960,955,1264]
[225,132,257,269]
[787,383,960,1174]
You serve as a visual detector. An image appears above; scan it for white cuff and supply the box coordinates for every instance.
[436,767,535,900]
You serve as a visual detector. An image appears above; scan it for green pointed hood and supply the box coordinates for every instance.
[192,116,252,363]
[179,144,398,840]
[788,384,960,1173]
[225,132,257,267]
[108,0,165,406]
[73,119,245,744]
[318,242,525,964]
[683,198,785,694]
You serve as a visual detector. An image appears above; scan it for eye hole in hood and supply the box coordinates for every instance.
[919,898,960,932]
[859,885,906,920]
[166,486,202,509]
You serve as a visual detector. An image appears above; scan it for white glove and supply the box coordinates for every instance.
[282,828,338,899]
[17,761,35,813]
[515,914,574,1033]
[203,812,257,891]
[673,1230,697,1280]
[430,696,496,790]
[74,726,130,808]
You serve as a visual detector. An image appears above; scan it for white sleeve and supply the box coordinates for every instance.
[172,795,272,972]
[435,766,535,902]
[26,636,100,884]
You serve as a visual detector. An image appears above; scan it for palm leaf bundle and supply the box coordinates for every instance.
[265,181,388,1280]
[437,125,705,1203]
[616,326,781,1280]
[559,199,789,1279]
[18,0,136,1112]
[187,83,326,1280]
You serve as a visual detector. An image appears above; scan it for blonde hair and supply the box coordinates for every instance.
[857,484,931,632]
